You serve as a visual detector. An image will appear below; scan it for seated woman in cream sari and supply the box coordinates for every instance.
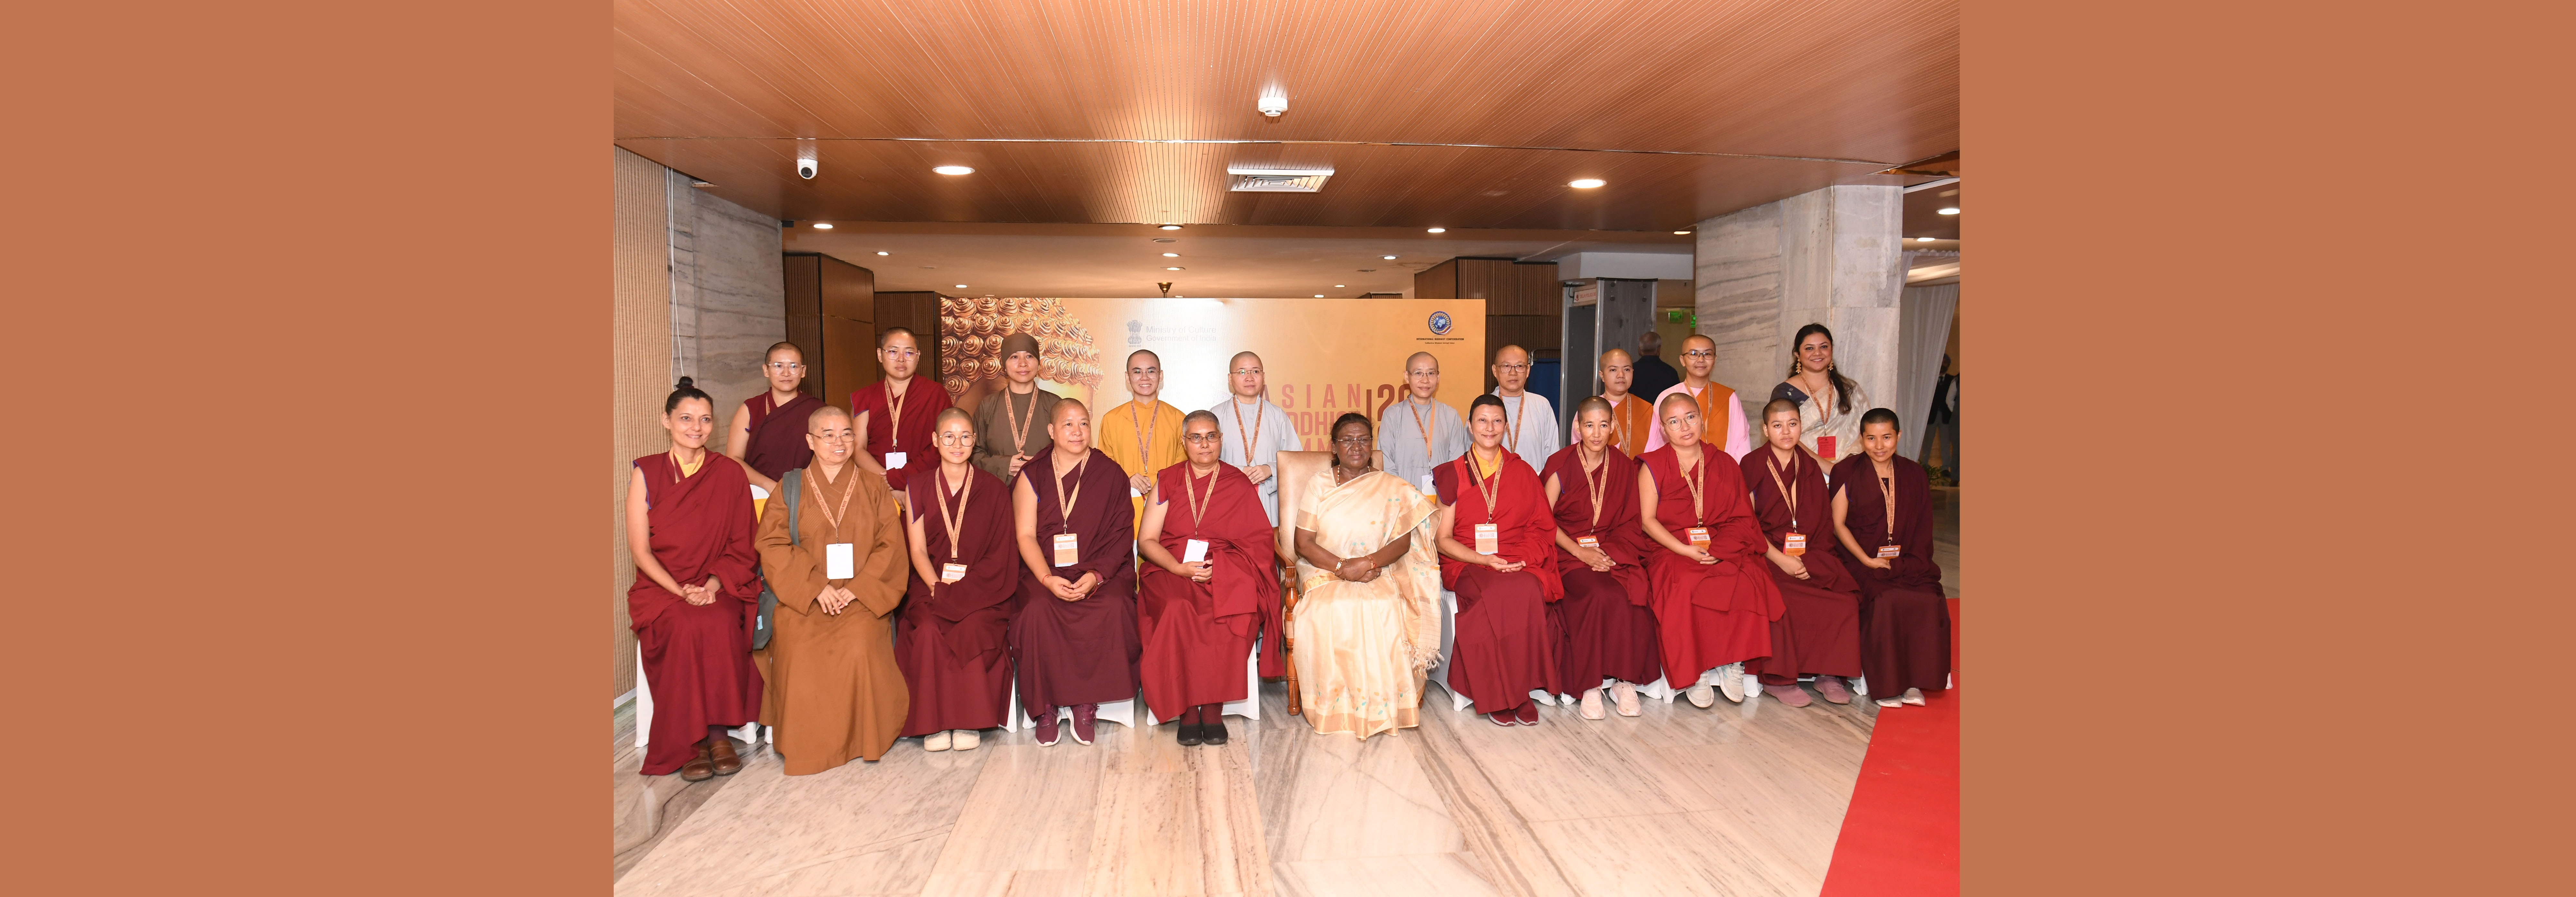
[1290,413,1446,739]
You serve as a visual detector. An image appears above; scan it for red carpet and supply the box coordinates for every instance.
[1819,598,1960,896]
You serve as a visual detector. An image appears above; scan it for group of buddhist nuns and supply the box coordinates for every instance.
[970,333,1060,484]
[1377,351,1469,495]
[1594,348,1654,458]
[1741,399,1864,707]
[1540,397,1665,719]
[727,342,827,494]
[1488,345,1560,472]
[898,408,1016,751]
[851,327,952,497]
[1829,408,1952,709]
[1638,390,1784,708]
[1096,350,1186,532]
[1644,334,1754,461]
[1135,411,1281,745]
[1209,352,1304,525]
[628,377,765,781]
[753,405,911,773]
[1432,395,1566,726]
[1008,399,1143,747]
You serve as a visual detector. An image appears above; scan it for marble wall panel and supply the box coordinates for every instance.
[663,168,785,421]
[1695,184,1905,424]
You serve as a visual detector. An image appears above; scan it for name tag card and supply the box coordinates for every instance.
[1816,436,1836,460]
[1419,474,1435,493]
[825,542,855,580]
[1183,539,1209,563]
[1473,523,1499,555]
[1131,487,1143,498]
[1877,544,1903,559]
[885,451,907,470]
[1783,532,1806,556]
[1053,533,1080,566]
[1576,535,1600,551]
[941,562,966,584]
[1686,527,1712,549]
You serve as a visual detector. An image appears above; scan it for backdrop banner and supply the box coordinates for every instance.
[939,297,1488,451]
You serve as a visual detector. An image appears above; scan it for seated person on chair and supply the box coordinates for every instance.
[754,406,909,774]
[1741,398,1864,709]
[1637,391,1783,709]
[626,377,763,782]
[1136,411,1278,747]
[1830,408,1953,709]
[1289,413,1445,740]
[1541,396,1664,721]
[1009,399,1141,747]
[898,407,1016,753]
[1431,395,1566,728]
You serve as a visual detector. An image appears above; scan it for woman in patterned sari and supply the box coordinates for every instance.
[1289,413,1446,739]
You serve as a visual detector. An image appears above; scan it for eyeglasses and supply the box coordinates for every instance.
[1232,368,1264,376]
[1181,433,1222,444]
[1494,363,1530,372]
[935,433,974,446]
[766,362,805,372]
[1681,350,1714,359]
[882,348,918,360]
[1407,369,1438,377]
[1332,436,1371,447]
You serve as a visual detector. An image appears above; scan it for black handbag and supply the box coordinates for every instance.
[753,468,801,650]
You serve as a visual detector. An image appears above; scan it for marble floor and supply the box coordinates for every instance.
[611,492,1967,896]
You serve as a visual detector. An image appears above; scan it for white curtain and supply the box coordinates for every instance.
[1895,283,1957,458]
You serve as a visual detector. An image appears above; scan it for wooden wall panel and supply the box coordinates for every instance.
[816,254,876,409]
[782,254,824,398]
[1414,259,1459,299]
[875,290,945,391]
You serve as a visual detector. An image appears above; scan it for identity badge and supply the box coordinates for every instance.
[1053,533,1079,566]
[1473,523,1499,555]
[825,542,855,579]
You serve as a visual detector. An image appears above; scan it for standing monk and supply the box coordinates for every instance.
[1643,334,1753,461]
[1135,411,1279,746]
[1210,352,1304,525]
[754,406,910,773]
[1377,351,1468,495]
[1831,408,1952,709]
[1097,349,1187,532]
[726,341,825,494]
[852,327,952,495]
[627,377,763,780]
[1637,391,1782,708]
[1011,400,1141,747]
[1489,345,1561,471]
[1541,397,1664,720]
[899,408,1016,752]
[971,333,1059,483]
[1596,349,1654,458]
[1742,399,1864,708]
[1432,395,1565,727]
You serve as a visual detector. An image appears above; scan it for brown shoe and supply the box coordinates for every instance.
[709,738,743,776]
[680,744,716,782]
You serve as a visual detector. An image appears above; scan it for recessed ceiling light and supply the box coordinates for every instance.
[1568,178,1605,189]
[876,251,889,256]
[1159,224,1183,230]
[1162,252,1179,257]
[1937,207,1960,215]
[1426,227,1446,233]
[932,165,974,175]
[954,284,970,289]
[1382,255,1398,260]
[811,222,834,229]
[1335,284,1345,288]
[1674,231,1692,235]
[1166,266,1184,271]
[1313,294,1325,298]
[1917,236,1935,242]
[1152,237,1177,243]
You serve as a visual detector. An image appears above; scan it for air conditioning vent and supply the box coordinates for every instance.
[1226,165,1333,193]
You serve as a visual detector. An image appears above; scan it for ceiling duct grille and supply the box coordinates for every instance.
[1226,165,1333,192]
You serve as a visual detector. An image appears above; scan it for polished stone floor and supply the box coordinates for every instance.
[610,490,1965,896]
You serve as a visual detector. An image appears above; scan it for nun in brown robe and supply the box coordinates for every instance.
[1010,399,1141,746]
[754,407,911,774]
[1742,399,1864,707]
[1830,409,1951,707]
[898,408,1017,747]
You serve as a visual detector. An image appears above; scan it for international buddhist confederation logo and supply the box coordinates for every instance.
[1428,310,1453,335]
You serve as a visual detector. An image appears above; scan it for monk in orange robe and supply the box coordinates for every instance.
[754,406,910,774]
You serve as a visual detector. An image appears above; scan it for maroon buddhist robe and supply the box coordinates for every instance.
[1742,447,1864,686]
[1011,448,1142,716]
[1434,452,1564,715]
[898,464,1017,736]
[741,392,826,482]
[854,379,952,492]
[1540,446,1664,691]
[1829,454,1951,697]
[1639,445,1782,682]
[628,452,763,776]
[1136,462,1278,720]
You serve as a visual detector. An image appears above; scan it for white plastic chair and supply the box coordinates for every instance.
[1144,634,1266,725]
[1423,590,1475,712]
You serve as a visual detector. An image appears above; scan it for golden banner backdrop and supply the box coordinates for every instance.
[940,298,1488,451]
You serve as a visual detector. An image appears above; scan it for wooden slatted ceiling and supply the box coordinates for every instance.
[614,0,1957,229]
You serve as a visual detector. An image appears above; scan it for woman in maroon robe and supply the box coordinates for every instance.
[1433,395,1565,727]
[1830,409,1951,709]
[627,377,764,780]
[854,327,952,493]
[1742,399,1864,707]
[728,341,827,493]
[1010,399,1142,747]
[1637,391,1783,709]
[1541,397,1664,720]
[899,408,1016,751]
[1135,410,1279,746]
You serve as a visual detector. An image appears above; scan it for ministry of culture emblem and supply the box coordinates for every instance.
[1126,319,1144,346]
[1428,310,1453,335]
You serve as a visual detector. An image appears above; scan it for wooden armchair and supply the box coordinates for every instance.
[1270,448,1381,716]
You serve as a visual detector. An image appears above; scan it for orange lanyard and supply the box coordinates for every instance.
[1002,388,1038,455]
[1055,455,1089,535]
[1229,397,1263,465]
[1182,465,1216,531]
[1682,451,1707,526]
[1878,473,1898,545]
[935,469,972,561]
[807,466,860,543]
[1457,451,1503,523]
[883,380,910,450]
[1128,403,1160,476]
[1763,450,1800,532]
[1580,449,1608,533]
[1607,395,1631,451]
[1502,394,1526,453]
[1405,398,1435,464]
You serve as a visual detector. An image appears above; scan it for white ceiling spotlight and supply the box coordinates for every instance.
[876,250,890,255]
[1568,178,1606,189]
[1335,284,1345,288]
[810,222,834,229]
[1917,237,1936,242]
[1313,294,1324,298]
[1674,231,1692,235]
[1382,255,1398,260]
[1937,207,1960,215]
[1162,252,1180,257]
[1159,224,1183,230]
[954,284,969,289]
[1257,87,1288,118]
[932,165,975,175]
[1426,227,1446,233]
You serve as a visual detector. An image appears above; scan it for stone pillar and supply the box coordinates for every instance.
[666,170,787,418]
[1693,184,1905,423]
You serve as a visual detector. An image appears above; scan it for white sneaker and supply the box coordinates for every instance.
[952,729,980,751]
[1685,683,1716,708]
[1901,688,1926,706]
[922,730,952,752]
[1717,664,1747,703]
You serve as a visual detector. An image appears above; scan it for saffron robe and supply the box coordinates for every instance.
[1599,393,1655,458]
[741,392,826,482]
[1742,447,1864,686]
[754,462,910,774]
[1137,462,1278,720]
[1539,446,1664,691]
[1638,445,1782,682]
[853,378,952,493]
[899,464,1018,736]
[1095,399,1188,532]
[1291,466,1444,739]
[1010,448,1142,715]
[629,452,763,776]
[1433,452,1565,715]
[1643,381,1754,461]
[1829,454,1952,697]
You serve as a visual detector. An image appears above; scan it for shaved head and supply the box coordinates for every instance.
[1053,398,1090,425]
[1127,349,1160,368]
[1230,351,1262,368]
[1493,344,1530,364]
[807,405,853,431]
[1599,348,1632,367]
[1405,351,1438,373]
